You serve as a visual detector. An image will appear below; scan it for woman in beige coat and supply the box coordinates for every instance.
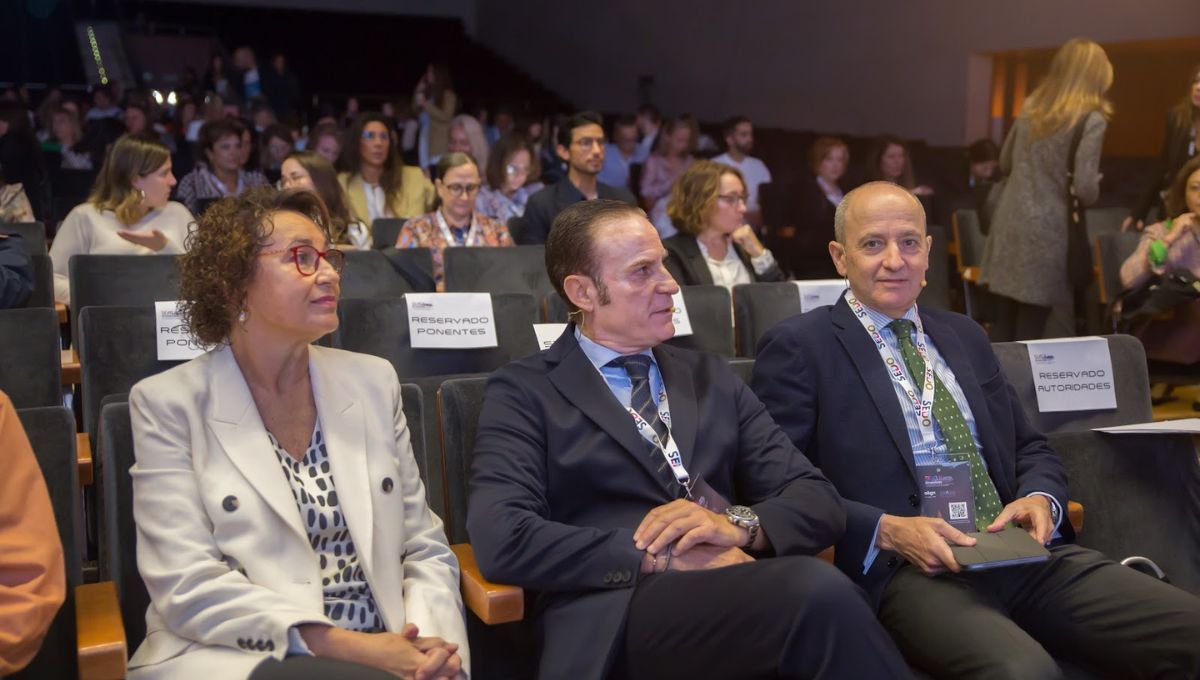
[979,38,1112,340]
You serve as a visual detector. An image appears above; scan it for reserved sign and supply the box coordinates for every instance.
[533,323,567,350]
[671,291,693,337]
[1021,337,1117,412]
[406,293,498,349]
[155,301,210,360]
[794,279,848,313]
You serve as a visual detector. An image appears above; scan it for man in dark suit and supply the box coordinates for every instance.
[468,199,909,679]
[508,111,637,245]
[752,181,1200,678]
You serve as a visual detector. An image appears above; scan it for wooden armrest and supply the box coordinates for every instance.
[961,265,980,283]
[61,349,81,386]
[816,546,835,564]
[450,544,523,625]
[1067,500,1084,534]
[56,302,68,324]
[76,581,127,680]
[77,432,93,486]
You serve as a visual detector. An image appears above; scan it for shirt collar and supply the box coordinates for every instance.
[843,288,919,333]
[574,326,655,372]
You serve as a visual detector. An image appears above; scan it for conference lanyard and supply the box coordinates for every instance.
[845,291,938,450]
[434,209,482,247]
[624,390,693,497]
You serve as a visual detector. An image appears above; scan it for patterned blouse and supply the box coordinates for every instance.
[270,421,384,633]
[396,210,514,290]
[174,163,269,215]
[474,182,544,224]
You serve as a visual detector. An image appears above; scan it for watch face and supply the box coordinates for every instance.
[728,505,755,521]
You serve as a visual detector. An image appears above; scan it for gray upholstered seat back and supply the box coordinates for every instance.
[436,376,489,545]
[68,254,181,341]
[0,307,61,408]
[443,245,554,301]
[732,282,801,358]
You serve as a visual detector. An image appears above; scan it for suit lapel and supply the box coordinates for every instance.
[653,344,696,475]
[309,347,375,576]
[344,174,369,225]
[546,328,680,498]
[677,237,714,286]
[207,346,308,544]
[831,299,918,485]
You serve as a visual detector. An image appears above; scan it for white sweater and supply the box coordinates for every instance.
[49,202,193,304]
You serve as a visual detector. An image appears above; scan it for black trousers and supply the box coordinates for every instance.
[250,655,396,679]
[879,544,1200,679]
[989,293,1052,341]
[616,555,911,679]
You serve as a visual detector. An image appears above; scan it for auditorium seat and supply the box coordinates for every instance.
[921,223,951,311]
[991,334,1153,435]
[14,405,125,680]
[25,254,55,309]
[381,246,437,293]
[727,358,754,385]
[1092,231,1142,332]
[1,221,48,255]
[732,282,802,358]
[545,285,735,357]
[950,209,987,319]
[442,245,555,300]
[372,217,408,250]
[1049,429,1200,597]
[0,308,61,408]
[340,249,428,298]
[68,254,182,342]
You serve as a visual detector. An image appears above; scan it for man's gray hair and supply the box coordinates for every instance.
[833,181,927,244]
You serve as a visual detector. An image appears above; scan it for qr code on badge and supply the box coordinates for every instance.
[949,502,969,521]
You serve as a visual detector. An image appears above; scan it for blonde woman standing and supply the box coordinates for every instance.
[979,38,1112,340]
[49,134,192,304]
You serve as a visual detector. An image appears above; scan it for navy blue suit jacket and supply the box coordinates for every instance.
[751,298,1071,606]
[467,325,844,679]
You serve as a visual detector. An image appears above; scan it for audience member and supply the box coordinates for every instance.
[175,99,199,143]
[475,132,543,223]
[1126,62,1200,231]
[203,53,236,102]
[45,106,95,170]
[281,150,368,249]
[597,114,640,190]
[396,152,512,290]
[175,119,269,214]
[237,121,258,172]
[414,63,457,167]
[258,124,293,184]
[663,159,784,290]
[85,85,122,121]
[232,46,263,104]
[126,187,468,679]
[640,116,696,236]
[867,135,933,197]
[0,163,35,223]
[124,93,176,153]
[338,112,434,228]
[305,121,342,166]
[0,229,33,308]
[0,101,47,219]
[250,101,276,134]
[1118,156,1200,365]
[33,87,63,143]
[262,52,301,119]
[468,198,908,679]
[752,181,1200,678]
[775,136,849,279]
[712,116,772,228]
[444,114,489,169]
[509,111,636,244]
[980,38,1111,341]
[188,94,224,143]
[0,389,66,675]
[51,134,191,304]
[634,104,662,161]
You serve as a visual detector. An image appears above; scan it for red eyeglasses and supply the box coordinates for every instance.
[258,245,346,276]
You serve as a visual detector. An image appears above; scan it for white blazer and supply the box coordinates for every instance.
[126,344,469,679]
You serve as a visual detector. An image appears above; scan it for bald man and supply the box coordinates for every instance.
[752,182,1200,678]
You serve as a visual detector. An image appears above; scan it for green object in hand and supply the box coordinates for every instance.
[1148,218,1173,268]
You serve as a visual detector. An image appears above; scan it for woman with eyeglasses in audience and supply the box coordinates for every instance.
[474,132,543,224]
[49,134,191,304]
[125,187,468,680]
[396,152,512,290]
[663,159,784,290]
[281,150,369,250]
[176,119,269,214]
[339,112,434,231]
[640,115,696,236]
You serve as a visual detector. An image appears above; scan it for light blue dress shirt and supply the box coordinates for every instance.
[574,327,665,410]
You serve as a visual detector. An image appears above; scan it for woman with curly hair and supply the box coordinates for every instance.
[662,159,785,290]
[125,186,469,680]
[48,133,191,304]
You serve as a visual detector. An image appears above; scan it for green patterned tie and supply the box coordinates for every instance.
[889,319,1004,531]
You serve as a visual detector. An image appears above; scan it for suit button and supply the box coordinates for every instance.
[603,572,613,584]
[887,557,899,569]
[237,637,246,648]
[622,569,632,582]
[223,495,239,512]
[908,494,919,508]
[382,477,394,493]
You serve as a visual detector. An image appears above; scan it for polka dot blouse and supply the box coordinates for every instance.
[270,421,384,633]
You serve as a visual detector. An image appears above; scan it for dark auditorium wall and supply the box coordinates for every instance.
[474,0,1200,148]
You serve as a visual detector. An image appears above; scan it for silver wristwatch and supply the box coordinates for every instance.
[725,505,760,550]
